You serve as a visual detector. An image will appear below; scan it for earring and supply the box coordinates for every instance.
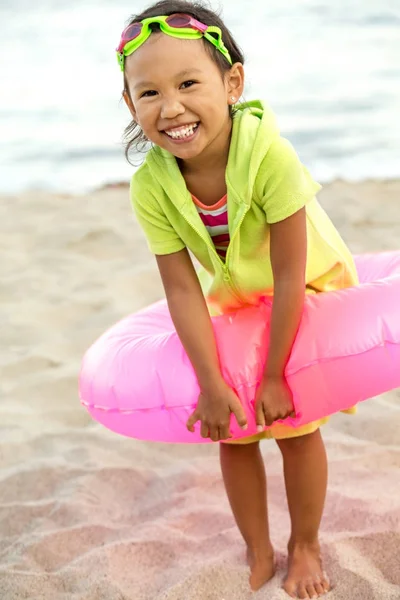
[230,96,236,102]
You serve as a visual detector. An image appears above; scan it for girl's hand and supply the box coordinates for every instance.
[255,376,295,429]
[186,380,248,441]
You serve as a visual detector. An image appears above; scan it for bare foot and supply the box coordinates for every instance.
[246,546,275,591]
[283,541,331,599]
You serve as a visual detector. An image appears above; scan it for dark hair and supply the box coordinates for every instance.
[121,0,245,164]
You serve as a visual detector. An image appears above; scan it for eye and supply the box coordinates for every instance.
[180,80,196,89]
[140,90,157,98]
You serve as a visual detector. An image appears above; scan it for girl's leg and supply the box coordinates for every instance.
[276,429,331,599]
[219,440,275,591]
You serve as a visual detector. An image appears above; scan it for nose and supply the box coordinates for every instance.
[160,94,185,120]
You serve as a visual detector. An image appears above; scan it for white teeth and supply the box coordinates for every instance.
[165,123,198,139]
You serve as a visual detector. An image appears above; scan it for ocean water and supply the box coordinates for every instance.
[1,0,399,194]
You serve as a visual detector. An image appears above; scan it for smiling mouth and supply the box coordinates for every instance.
[163,122,200,141]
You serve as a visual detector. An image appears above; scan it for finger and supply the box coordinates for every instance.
[218,424,232,441]
[275,411,289,422]
[186,411,199,432]
[263,409,276,427]
[200,422,210,439]
[282,405,295,420]
[209,426,220,442]
[255,402,265,432]
[231,398,248,430]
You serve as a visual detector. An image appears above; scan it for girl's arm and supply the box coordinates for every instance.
[266,207,307,378]
[156,249,248,440]
[255,207,307,428]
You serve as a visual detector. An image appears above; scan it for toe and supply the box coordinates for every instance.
[282,581,297,598]
[314,581,325,596]
[321,571,331,592]
[305,582,318,598]
[297,584,310,599]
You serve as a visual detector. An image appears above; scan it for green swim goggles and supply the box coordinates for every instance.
[116,13,233,71]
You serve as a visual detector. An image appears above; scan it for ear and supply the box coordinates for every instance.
[123,89,137,120]
[226,62,245,105]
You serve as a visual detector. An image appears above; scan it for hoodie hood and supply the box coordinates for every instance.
[226,100,280,206]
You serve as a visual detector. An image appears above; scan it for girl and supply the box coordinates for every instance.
[117,1,358,597]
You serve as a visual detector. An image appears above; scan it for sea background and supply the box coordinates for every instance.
[1,0,399,194]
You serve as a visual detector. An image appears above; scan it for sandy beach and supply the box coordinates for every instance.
[1,179,399,600]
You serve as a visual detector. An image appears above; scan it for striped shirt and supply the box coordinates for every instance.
[192,194,229,260]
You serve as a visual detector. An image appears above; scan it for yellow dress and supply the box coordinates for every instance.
[226,408,357,445]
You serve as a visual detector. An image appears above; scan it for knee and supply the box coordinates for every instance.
[276,429,320,456]
[220,440,260,456]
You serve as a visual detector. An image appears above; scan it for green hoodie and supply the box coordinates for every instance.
[131,100,358,313]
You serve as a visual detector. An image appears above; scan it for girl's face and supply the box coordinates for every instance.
[124,33,244,164]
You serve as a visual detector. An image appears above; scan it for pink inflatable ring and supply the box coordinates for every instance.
[79,252,400,443]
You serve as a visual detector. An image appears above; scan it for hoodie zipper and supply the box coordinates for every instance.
[223,206,249,299]
[180,209,247,303]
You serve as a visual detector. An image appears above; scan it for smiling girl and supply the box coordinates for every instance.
[117,1,358,597]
